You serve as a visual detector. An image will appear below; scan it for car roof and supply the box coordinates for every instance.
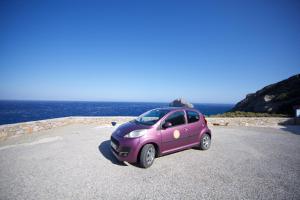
[155,107,200,113]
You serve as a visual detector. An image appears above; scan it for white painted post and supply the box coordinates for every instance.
[296,109,300,118]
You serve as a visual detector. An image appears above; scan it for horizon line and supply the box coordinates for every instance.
[0,99,236,105]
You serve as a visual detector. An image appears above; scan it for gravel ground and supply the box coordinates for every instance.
[0,124,299,200]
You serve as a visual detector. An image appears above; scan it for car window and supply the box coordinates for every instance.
[187,111,200,123]
[165,111,186,127]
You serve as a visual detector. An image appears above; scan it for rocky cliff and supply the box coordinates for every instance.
[231,74,300,116]
[169,98,194,108]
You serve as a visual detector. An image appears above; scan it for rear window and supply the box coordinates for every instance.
[187,111,200,123]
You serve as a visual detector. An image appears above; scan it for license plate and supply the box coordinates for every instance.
[111,141,117,150]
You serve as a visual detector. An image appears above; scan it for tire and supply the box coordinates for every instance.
[199,133,211,150]
[139,144,156,168]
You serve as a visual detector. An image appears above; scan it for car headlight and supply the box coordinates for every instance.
[124,129,148,138]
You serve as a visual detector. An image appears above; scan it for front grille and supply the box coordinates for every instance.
[111,136,119,147]
[111,145,119,154]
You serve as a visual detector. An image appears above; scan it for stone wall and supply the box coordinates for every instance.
[0,116,295,141]
[207,117,295,127]
[0,117,135,141]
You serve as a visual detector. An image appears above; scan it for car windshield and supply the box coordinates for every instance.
[134,109,170,126]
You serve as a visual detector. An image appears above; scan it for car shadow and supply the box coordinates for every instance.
[98,140,127,166]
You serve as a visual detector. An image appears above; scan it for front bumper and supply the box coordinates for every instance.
[110,135,140,163]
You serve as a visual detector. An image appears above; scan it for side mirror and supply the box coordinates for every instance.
[162,122,172,129]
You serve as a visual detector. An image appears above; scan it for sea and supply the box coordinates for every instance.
[0,100,234,125]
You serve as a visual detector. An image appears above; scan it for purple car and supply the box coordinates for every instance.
[110,107,211,168]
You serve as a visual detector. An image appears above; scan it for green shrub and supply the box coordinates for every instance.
[276,93,288,101]
[209,111,287,118]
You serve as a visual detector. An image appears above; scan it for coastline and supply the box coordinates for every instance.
[0,116,296,141]
[0,100,234,125]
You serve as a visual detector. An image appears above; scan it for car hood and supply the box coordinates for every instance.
[112,121,152,138]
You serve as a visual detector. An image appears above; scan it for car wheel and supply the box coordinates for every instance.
[200,133,211,150]
[139,144,155,168]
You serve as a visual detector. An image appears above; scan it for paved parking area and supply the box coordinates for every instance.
[0,124,299,200]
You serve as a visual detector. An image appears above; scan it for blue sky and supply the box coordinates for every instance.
[0,0,299,103]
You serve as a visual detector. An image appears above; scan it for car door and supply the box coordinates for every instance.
[160,111,189,153]
[185,110,203,144]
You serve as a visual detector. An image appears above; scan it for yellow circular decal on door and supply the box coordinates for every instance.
[173,130,180,139]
